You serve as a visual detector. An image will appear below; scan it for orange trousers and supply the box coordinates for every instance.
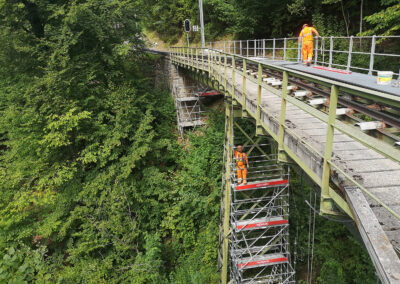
[302,41,314,63]
[236,165,247,183]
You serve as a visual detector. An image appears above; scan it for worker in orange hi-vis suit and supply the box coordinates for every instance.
[299,24,320,66]
[235,145,249,185]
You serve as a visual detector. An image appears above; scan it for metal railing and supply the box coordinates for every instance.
[170,47,400,223]
[207,36,400,77]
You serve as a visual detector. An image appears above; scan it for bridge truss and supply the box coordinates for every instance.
[169,45,400,283]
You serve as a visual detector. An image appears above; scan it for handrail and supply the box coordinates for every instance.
[205,36,400,76]
[170,47,400,221]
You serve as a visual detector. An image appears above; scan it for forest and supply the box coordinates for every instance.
[0,0,398,283]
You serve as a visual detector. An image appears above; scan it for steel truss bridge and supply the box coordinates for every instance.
[157,35,400,283]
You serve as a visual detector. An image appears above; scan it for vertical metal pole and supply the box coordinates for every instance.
[208,49,211,77]
[272,38,276,60]
[297,40,301,62]
[368,35,376,75]
[329,36,333,68]
[219,51,222,82]
[200,48,203,69]
[224,54,227,94]
[234,41,236,55]
[347,36,353,72]
[187,32,190,48]
[315,37,319,65]
[232,56,236,99]
[278,71,288,162]
[254,39,256,57]
[221,100,233,284]
[211,50,214,77]
[190,48,193,69]
[196,48,199,70]
[242,58,247,110]
[240,40,242,56]
[257,63,262,127]
[320,85,338,214]
[247,40,249,57]
[199,0,206,48]
[284,38,287,61]
[263,39,266,58]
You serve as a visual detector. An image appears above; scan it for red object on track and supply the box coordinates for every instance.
[312,66,352,74]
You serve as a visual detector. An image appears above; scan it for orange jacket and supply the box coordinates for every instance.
[235,151,248,167]
[299,26,317,42]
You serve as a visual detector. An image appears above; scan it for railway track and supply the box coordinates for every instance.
[221,57,400,147]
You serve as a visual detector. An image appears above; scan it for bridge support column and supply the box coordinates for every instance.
[221,101,233,284]
[242,59,249,118]
[278,71,289,162]
[320,85,338,215]
[256,63,264,136]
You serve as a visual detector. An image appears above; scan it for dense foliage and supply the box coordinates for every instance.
[0,0,222,282]
[142,0,399,43]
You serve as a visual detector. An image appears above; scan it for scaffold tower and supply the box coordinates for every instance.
[170,65,205,139]
[219,103,295,283]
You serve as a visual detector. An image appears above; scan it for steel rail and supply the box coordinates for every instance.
[228,58,400,129]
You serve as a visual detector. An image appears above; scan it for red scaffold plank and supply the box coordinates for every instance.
[199,91,221,96]
[235,179,288,191]
[236,219,288,230]
[238,257,288,269]
[312,66,352,74]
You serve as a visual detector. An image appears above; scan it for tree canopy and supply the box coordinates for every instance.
[141,0,398,44]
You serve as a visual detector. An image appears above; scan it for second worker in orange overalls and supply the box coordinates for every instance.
[299,24,320,66]
[235,145,249,185]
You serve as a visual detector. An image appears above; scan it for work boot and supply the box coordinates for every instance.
[307,62,311,67]
[237,180,242,185]
[243,180,247,185]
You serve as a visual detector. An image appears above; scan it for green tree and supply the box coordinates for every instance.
[364,0,400,35]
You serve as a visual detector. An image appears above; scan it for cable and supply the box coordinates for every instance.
[307,188,312,283]
[304,200,354,223]
[309,190,317,283]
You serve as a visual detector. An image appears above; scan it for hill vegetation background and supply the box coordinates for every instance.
[0,0,398,283]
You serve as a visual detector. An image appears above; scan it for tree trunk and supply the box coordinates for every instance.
[360,0,364,35]
[341,0,349,36]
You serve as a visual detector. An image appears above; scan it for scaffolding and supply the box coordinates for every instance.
[229,150,295,283]
[219,102,295,283]
[172,85,204,139]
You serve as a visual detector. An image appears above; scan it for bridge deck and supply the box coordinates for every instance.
[251,58,400,96]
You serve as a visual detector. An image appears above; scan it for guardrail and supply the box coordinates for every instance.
[170,46,400,221]
[207,36,400,77]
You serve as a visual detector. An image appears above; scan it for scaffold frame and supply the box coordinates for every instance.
[219,102,295,283]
